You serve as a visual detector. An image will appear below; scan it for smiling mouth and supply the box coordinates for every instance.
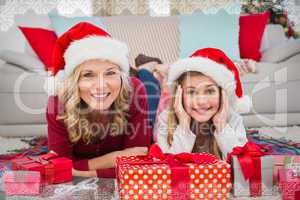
[91,93,111,101]
[192,107,211,114]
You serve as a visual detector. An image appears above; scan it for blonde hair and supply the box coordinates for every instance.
[57,65,131,144]
[167,71,222,158]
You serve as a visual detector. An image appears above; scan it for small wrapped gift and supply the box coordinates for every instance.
[11,152,72,184]
[3,170,41,196]
[279,169,300,200]
[228,142,274,197]
[116,144,232,200]
[272,155,300,185]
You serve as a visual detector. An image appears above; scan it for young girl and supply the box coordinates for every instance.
[46,22,151,178]
[155,48,250,159]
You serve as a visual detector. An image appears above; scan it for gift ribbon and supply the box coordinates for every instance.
[14,153,58,166]
[227,142,265,197]
[13,153,59,184]
[121,144,219,200]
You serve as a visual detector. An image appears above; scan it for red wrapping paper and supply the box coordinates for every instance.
[116,144,232,200]
[3,170,41,196]
[11,152,72,184]
[279,169,300,200]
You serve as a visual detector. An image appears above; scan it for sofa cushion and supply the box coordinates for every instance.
[19,27,57,71]
[261,39,300,63]
[260,24,287,52]
[240,62,300,84]
[0,64,47,93]
[0,93,47,124]
[241,62,300,116]
[0,124,47,137]
[243,80,300,114]
[103,15,179,65]
[0,50,45,71]
[242,113,300,128]
[239,12,269,61]
[179,10,240,60]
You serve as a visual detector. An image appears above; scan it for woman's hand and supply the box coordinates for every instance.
[174,85,191,130]
[212,89,229,133]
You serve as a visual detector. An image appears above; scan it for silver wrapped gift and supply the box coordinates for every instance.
[232,155,274,197]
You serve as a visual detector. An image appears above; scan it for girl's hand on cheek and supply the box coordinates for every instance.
[174,85,191,130]
[212,89,229,133]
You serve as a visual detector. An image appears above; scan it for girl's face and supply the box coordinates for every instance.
[182,73,221,123]
[78,59,122,111]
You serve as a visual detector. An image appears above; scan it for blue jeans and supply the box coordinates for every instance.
[137,69,161,132]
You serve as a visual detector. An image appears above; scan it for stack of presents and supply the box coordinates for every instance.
[2,138,300,199]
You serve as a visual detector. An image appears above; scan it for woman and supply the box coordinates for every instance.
[46,22,151,178]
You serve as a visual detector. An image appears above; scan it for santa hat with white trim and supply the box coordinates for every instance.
[44,22,130,95]
[168,48,251,113]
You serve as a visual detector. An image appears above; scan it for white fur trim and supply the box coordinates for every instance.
[235,95,252,113]
[64,36,129,77]
[168,57,236,95]
[44,70,65,96]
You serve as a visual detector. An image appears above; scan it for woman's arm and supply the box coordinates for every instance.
[47,96,148,178]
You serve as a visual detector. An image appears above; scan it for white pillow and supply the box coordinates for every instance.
[260,24,288,52]
[0,50,45,71]
[261,39,300,63]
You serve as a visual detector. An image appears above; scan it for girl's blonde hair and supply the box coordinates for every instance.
[57,64,131,144]
[167,71,222,158]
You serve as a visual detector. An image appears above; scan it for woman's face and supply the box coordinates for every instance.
[182,73,221,123]
[78,59,122,111]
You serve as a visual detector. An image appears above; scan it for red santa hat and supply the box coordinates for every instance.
[168,48,251,113]
[44,22,130,95]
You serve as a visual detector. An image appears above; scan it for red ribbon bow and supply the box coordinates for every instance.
[118,145,220,200]
[148,144,219,199]
[15,153,58,166]
[227,142,264,180]
[148,144,218,166]
[227,142,265,197]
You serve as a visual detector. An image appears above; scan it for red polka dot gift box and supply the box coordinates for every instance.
[116,144,232,200]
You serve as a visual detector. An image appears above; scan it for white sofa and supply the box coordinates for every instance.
[0,15,300,137]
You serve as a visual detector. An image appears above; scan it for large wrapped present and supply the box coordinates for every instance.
[279,169,300,200]
[116,144,232,200]
[3,170,41,196]
[11,152,72,184]
[228,142,274,197]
